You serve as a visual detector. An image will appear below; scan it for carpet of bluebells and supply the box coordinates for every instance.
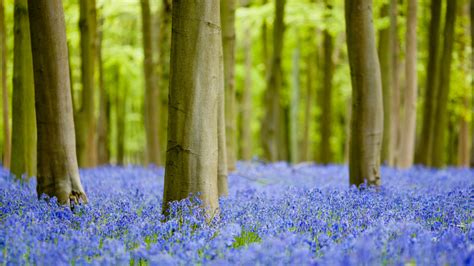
[1,162,473,265]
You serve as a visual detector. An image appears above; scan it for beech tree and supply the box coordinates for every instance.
[28,0,87,204]
[163,0,227,214]
[0,0,10,169]
[11,0,36,178]
[345,0,383,186]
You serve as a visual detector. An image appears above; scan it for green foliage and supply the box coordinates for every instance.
[232,230,262,248]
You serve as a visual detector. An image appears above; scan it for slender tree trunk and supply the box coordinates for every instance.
[301,49,314,162]
[388,0,400,166]
[398,0,418,169]
[157,0,172,162]
[320,28,334,164]
[11,0,36,178]
[262,0,285,162]
[221,0,237,171]
[28,0,87,205]
[430,0,457,168]
[77,0,97,168]
[458,97,471,167]
[96,17,109,165]
[141,0,160,166]
[116,70,126,166]
[345,0,383,186]
[290,45,300,164]
[240,26,253,161]
[378,3,392,164]
[416,0,442,165]
[163,0,227,214]
[0,0,9,169]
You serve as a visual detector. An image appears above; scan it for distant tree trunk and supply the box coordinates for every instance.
[398,0,418,169]
[96,17,109,165]
[301,49,314,162]
[416,0,442,165]
[378,3,391,164]
[430,0,457,168]
[28,0,87,205]
[240,26,253,161]
[290,45,300,164]
[163,0,227,214]
[345,0,383,186]
[388,0,400,166]
[157,0,172,162]
[77,0,97,168]
[261,0,269,70]
[458,97,471,167]
[278,104,290,161]
[262,0,285,162]
[116,70,126,166]
[141,0,160,166]
[320,27,334,164]
[11,0,37,178]
[0,0,10,169]
[221,0,237,171]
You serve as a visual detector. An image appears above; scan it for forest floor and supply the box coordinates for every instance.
[1,162,473,265]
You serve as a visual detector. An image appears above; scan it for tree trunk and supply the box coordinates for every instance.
[378,3,392,165]
[301,49,314,162]
[11,0,36,178]
[28,0,87,205]
[157,0,172,163]
[320,28,334,164]
[398,0,418,169]
[345,0,383,187]
[262,0,285,162]
[0,0,10,169]
[388,0,400,166]
[470,0,474,167]
[163,0,227,214]
[96,17,109,165]
[458,97,471,167]
[240,26,253,161]
[430,0,457,168]
[290,45,300,164]
[221,0,237,171]
[116,69,126,166]
[416,0,442,165]
[141,0,160,166]
[77,0,97,168]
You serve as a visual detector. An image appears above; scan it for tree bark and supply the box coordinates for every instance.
[470,0,474,167]
[320,28,334,164]
[11,0,37,178]
[240,26,253,161]
[221,0,237,171]
[262,0,285,162]
[430,0,457,168]
[416,0,442,165]
[116,69,126,166]
[96,17,109,165]
[0,0,10,169]
[77,0,97,168]
[398,0,418,169]
[345,0,383,186]
[141,0,161,166]
[290,45,300,164]
[163,0,227,214]
[28,0,87,205]
[388,0,400,166]
[301,48,314,162]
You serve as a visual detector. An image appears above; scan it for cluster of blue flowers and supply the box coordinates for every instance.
[1,162,473,265]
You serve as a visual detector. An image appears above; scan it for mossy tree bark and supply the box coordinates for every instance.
[11,0,36,178]
[76,0,97,168]
[28,0,87,205]
[163,0,227,214]
[141,0,160,166]
[345,0,383,186]
[0,0,10,169]
[398,0,418,169]
[416,0,442,165]
[262,0,285,162]
[430,0,457,168]
[470,0,474,167]
[221,0,237,170]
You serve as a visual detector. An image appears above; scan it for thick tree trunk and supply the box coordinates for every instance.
[141,0,160,166]
[96,17,109,165]
[262,0,285,162]
[430,0,457,168]
[398,0,418,169]
[290,46,300,164]
[163,0,227,214]
[28,0,87,205]
[11,0,37,178]
[388,0,400,166]
[416,0,442,165]
[0,0,9,169]
[221,0,237,171]
[240,26,253,161]
[320,29,334,164]
[157,0,172,163]
[345,0,383,186]
[77,0,97,168]
[470,0,474,167]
